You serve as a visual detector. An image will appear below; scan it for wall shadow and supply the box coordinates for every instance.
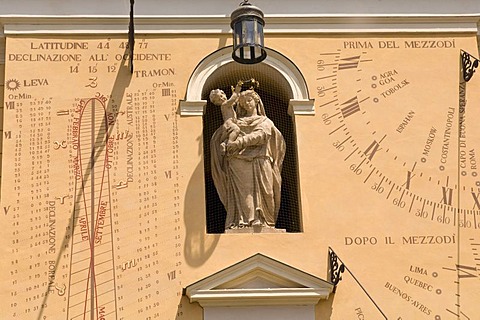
[183,134,220,267]
[175,295,203,320]
[315,293,335,319]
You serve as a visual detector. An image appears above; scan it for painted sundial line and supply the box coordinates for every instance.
[67,97,117,320]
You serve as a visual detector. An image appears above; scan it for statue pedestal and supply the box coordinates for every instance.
[225,226,286,234]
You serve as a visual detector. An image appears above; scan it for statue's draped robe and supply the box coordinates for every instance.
[211,115,285,229]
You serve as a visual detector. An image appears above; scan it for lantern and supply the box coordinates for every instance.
[230,0,267,64]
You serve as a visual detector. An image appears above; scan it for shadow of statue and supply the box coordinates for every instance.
[183,134,220,267]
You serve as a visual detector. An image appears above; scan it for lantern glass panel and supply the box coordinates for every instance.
[245,47,252,60]
[256,23,264,46]
[234,23,241,47]
[255,46,261,58]
[245,20,255,44]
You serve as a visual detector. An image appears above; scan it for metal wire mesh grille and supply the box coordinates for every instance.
[202,62,302,233]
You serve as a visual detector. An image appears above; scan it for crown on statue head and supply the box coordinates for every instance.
[236,78,260,91]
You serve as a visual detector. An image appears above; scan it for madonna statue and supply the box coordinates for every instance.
[210,82,285,230]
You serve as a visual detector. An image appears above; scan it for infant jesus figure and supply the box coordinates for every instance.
[209,80,244,155]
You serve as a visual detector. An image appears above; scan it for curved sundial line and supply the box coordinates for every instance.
[69,100,97,320]
[78,99,99,320]
[67,97,116,320]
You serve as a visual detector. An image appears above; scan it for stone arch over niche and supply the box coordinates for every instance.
[181,47,314,234]
[180,46,314,116]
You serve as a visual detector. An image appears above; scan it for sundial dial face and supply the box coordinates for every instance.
[0,32,479,320]
[306,36,480,319]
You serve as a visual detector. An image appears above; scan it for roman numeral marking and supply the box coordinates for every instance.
[441,187,453,206]
[338,56,361,70]
[341,96,360,118]
[403,171,415,190]
[5,101,15,109]
[472,192,480,210]
[443,264,477,279]
[457,264,477,279]
[167,270,176,281]
[364,140,382,160]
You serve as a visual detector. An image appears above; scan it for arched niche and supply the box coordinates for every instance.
[179,46,314,116]
[181,47,313,233]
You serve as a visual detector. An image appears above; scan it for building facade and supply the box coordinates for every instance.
[1,1,480,319]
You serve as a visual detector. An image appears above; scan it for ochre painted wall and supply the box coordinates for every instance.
[1,33,480,319]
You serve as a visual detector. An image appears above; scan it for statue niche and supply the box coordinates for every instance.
[209,79,286,231]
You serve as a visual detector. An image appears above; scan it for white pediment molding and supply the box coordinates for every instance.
[185,253,333,307]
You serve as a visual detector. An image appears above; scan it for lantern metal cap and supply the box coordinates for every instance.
[230,1,265,28]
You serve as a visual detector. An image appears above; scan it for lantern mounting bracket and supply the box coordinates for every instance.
[128,0,135,73]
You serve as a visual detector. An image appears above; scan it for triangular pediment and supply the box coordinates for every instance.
[185,253,333,307]
[215,269,306,289]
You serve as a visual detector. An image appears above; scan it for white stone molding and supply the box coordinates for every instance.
[289,99,316,116]
[179,46,314,116]
[185,253,333,307]
[178,100,207,117]
[1,15,480,35]
[178,46,231,116]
